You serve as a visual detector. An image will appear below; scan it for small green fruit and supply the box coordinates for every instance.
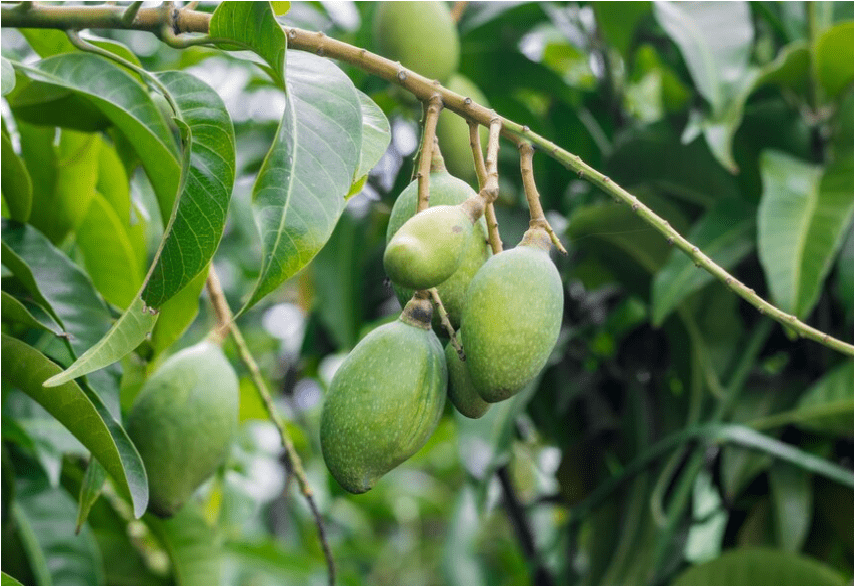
[127,341,238,518]
[445,334,490,419]
[386,170,490,328]
[461,228,563,402]
[320,297,447,494]
[384,204,475,290]
[373,1,460,83]
[436,74,490,184]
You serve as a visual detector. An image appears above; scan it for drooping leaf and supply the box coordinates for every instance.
[757,151,854,318]
[353,89,391,183]
[76,459,107,535]
[0,291,62,336]
[150,266,208,356]
[815,22,854,100]
[241,51,363,312]
[652,198,755,325]
[1,571,25,586]
[146,503,221,586]
[1,132,32,222]
[769,462,812,552]
[12,54,180,220]
[1,56,15,96]
[1,335,148,518]
[209,1,287,87]
[43,296,157,389]
[140,71,235,309]
[793,361,854,434]
[672,547,847,586]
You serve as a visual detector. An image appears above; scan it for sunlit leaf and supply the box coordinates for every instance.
[815,22,854,100]
[353,89,391,182]
[1,132,32,222]
[210,1,287,87]
[150,266,208,356]
[1,56,15,95]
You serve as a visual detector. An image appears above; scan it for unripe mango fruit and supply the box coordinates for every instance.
[386,171,490,328]
[320,296,447,494]
[126,341,238,518]
[373,1,460,83]
[461,228,563,402]
[436,74,490,184]
[445,334,490,419]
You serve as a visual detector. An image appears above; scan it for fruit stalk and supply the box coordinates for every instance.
[518,143,567,254]
[417,96,444,213]
[205,270,336,586]
[429,287,464,360]
[469,121,504,254]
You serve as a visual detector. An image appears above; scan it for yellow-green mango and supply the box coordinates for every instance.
[126,341,238,518]
[436,74,490,184]
[386,170,490,328]
[320,296,447,494]
[445,333,490,419]
[461,228,563,402]
[373,1,460,83]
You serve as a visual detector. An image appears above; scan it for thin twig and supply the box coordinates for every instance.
[416,96,443,213]
[205,270,336,586]
[482,118,502,203]
[429,288,463,360]
[470,121,503,254]
[518,143,567,254]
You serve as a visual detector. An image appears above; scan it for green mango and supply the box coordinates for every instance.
[461,228,563,402]
[386,171,490,328]
[445,333,490,419]
[320,296,447,494]
[436,74,490,184]
[372,1,460,83]
[126,340,238,518]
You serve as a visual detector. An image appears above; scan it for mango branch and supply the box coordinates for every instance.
[416,96,443,213]
[204,270,336,586]
[518,142,567,254]
[470,121,503,254]
[2,3,851,357]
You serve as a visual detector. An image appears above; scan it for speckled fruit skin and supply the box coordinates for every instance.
[126,341,238,518]
[320,305,447,494]
[461,231,563,402]
[384,204,474,290]
[445,334,490,419]
[386,172,490,329]
[373,1,460,83]
[436,74,490,184]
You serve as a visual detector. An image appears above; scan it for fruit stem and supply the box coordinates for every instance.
[430,139,447,173]
[416,95,444,213]
[401,292,434,329]
[429,288,465,360]
[205,269,336,586]
[469,121,503,254]
[518,142,567,254]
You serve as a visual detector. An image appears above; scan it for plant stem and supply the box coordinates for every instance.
[416,96,443,213]
[469,121,503,254]
[3,5,851,356]
[205,270,336,586]
[518,143,567,253]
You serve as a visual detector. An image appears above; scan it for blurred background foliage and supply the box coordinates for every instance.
[2,2,854,585]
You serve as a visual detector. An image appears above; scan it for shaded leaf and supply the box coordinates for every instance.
[757,151,854,318]
[836,226,854,322]
[150,266,208,356]
[146,503,221,586]
[793,361,854,434]
[769,462,812,552]
[652,198,755,325]
[672,547,846,586]
[1,335,148,518]
[141,71,234,309]
[241,51,362,312]
[210,1,287,87]
[43,296,158,388]
[353,89,391,183]
[593,2,651,58]
[76,459,107,535]
[0,291,62,335]
[815,22,854,100]
[1,132,32,222]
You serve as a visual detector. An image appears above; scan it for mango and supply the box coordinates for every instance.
[126,341,238,518]
[436,74,490,184]
[320,296,447,493]
[445,334,490,419]
[386,170,490,328]
[373,1,460,83]
[461,228,563,402]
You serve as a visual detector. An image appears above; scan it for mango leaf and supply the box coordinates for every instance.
[1,56,15,95]
[672,547,847,586]
[241,51,362,313]
[593,2,651,58]
[1,335,148,518]
[815,22,854,100]
[43,296,157,388]
[146,503,221,586]
[150,266,208,356]
[769,462,812,552]
[721,389,778,500]
[12,54,180,221]
[209,1,287,87]
[140,71,235,309]
[0,240,62,328]
[96,139,146,273]
[76,459,107,535]
[652,198,755,325]
[2,572,25,586]
[836,227,854,322]
[0,291,62,335]
[1,132,32,222]
[353,89,391,182]
[20,28,142,67]
[757,151,854,318]
[792,361,854,434]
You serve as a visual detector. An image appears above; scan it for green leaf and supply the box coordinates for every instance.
[43,296,158,389]
[76,191,144,309]
[76,459,107,534]
[0,291,62,335]
[12,54,180,221]
[1,335,148,518]
[1,56,15,96]
[141,71,235,309]
[1,131,32,222]
[793,361,854,434]
[721,389,777,500]
[0,238,63,329]
[769,462,812,552]
[836,226,854,322]
[20,28,142,67]
[150,266,207,356]
[210,1,287,87]
[353,89,391,182]
[758,151,854,318]
[241,51,363,312]
[96,139,146,272]
[593,1,651,57]
[2,571,25,586]
[146,503,221,586]
[672,547,847,586]
[815,22,854,100]
[652,198,755,325]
